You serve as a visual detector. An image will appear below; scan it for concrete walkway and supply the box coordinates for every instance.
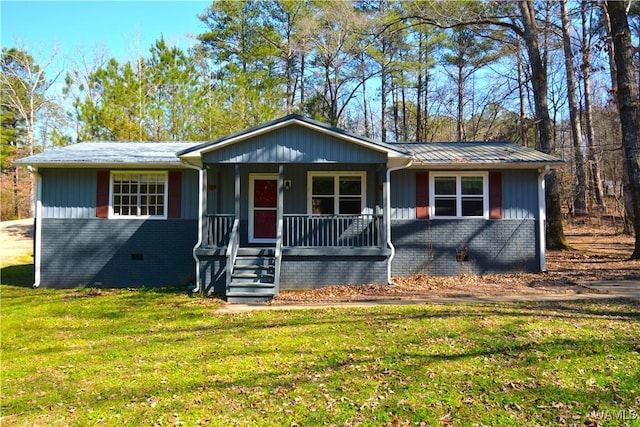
[215,280,640,314]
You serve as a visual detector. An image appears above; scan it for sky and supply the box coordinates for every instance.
[1,0,211,71]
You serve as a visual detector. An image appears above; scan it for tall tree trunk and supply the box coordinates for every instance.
[391,79,399,140]
[457,62,465,141]
[606,0,640,259]
[416,32,423,142]
[519,0,569,249]
[560,0,588,216]
[602,1,634,231]
[516,36,529,147]
[401,72,407,140]
[361,54,370,138]
[581,0,606,210]
[380,48,388,142]
[300,54,305,108]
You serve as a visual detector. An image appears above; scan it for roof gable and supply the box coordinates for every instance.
[178,114,409,165]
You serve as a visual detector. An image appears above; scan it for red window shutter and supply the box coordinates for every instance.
[489,171,503,219]
[416,172,430,219]
[96,170,110,218]
[168,171,182,219]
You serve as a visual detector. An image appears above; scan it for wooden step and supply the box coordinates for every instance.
[227,246,279,303]
[228,284,276,294]
[237,247,275,257]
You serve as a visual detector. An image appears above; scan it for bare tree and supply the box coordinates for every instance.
[605,0,640,259]
[560,0,588,216]
[580,0,606,211]
[1,46,60,156]
[518,0,569,248]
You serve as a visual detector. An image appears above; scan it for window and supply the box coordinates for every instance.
[430,172,488,218]
[111,172,167,219]
[308,172,365,215]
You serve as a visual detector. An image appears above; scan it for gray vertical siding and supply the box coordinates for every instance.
[502,170,538,219]
[202,124,388,164]
[390,169,417,220]
[179,169,199,219]
[390,168,540,220]
[41,168,97,218]
[40,168,199,219]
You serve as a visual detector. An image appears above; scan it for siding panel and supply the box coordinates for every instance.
[502,170,538,219]
[202,124,387,164]
[390,169,416,220]
[41,168,199,219]
[41,168,97,218]
[180,169,199,219]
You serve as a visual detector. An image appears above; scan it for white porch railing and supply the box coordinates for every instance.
[283,214,383,248]
[202,214,384,248]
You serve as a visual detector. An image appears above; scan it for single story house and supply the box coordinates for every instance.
[17,114,563,302]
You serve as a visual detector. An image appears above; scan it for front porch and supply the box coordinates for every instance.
[193,161,392,301]
[178,116,411,301]
[196,212,389,302]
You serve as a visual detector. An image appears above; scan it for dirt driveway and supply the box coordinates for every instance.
[1,219,33,267]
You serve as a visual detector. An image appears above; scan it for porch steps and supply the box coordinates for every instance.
[227,248,278,303]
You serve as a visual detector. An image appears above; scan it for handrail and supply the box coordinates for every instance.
[225,219,240,292]
[274,217,284,294]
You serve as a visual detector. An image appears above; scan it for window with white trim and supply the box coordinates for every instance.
[111,172,168,219]
[308,172,365,215]
[430,172,488,218]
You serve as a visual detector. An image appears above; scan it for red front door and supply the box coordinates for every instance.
[251,177,278,241]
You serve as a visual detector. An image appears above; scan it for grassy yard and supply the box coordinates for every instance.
[2,261,640,425]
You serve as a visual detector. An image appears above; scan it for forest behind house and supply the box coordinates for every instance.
[2,0,640,257]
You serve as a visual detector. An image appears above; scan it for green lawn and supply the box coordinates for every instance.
[1,266,639,426]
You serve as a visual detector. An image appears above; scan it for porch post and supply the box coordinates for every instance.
[382,166,389,246]
[278,164,284,222]
[234,164,240,220]
[376,165,386,242]
[201,166,208,236]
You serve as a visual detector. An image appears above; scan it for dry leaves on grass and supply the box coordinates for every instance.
[274,220,639,304]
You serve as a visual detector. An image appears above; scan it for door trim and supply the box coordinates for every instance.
[249,173,279,244]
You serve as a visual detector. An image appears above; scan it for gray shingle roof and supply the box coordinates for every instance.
[395,142,563,168]
[15,142,202,167]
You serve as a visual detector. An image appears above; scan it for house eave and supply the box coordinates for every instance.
[408,161,565,170]
[16,161,189,169]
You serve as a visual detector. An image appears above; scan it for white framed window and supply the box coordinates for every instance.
[110,171,168,219]
[430,172,488,218]
[307,172,366,215]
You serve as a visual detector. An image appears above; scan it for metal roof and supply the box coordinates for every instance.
[395,142,563,168]
[15,132,562,170]
[15,142,201,167]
